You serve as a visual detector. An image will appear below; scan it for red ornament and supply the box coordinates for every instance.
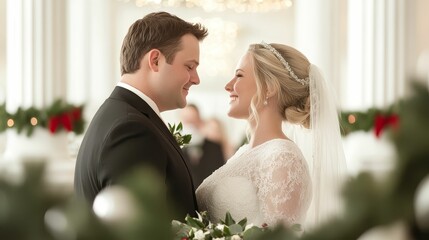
[374,114,399,138]
[48,112,74,133]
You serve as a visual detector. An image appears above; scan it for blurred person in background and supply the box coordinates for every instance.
[179,104,225,188]
[202,117,235,160]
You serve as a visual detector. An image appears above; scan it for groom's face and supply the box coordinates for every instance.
[225,52,257,119]
[154,34,201,111]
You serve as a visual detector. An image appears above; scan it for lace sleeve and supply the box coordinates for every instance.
[256,148,312,227]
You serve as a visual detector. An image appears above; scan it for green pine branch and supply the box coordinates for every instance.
[0,99,85,136]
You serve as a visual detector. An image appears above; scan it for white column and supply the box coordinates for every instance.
[345,0,408,110]
[67,0,90,105]
[89,0,116,108]
[294,0,348,107]
[6,0,67,112]
[6,0,23,112]
[67,0,116,116]
[0,0,7,103]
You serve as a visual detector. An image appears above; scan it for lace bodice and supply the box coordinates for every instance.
[196,138,312,227]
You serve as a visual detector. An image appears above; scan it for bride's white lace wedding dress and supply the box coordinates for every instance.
[196,138,312,227]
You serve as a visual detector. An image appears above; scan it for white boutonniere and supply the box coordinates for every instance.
[168,122,192,148]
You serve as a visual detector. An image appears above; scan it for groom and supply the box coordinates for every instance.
[74,12,208,218]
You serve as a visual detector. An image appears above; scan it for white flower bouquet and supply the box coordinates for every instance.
[172,211,266,240]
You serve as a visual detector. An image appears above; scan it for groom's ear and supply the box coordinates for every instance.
[148,49,161,72]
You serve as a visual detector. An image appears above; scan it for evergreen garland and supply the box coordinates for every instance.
[340,102,401,137]
[0,99,85,136]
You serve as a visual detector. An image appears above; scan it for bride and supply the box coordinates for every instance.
[196,42,347,229]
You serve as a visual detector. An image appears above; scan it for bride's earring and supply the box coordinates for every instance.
[264,96,268,106]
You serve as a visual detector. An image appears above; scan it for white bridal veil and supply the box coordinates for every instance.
[283,64,348,229]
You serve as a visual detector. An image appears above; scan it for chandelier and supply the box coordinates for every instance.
[119,0,293,12]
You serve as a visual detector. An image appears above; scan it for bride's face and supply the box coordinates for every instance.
[224,52,257,119]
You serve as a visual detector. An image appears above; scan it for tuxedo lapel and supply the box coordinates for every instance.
[147,110,196,186]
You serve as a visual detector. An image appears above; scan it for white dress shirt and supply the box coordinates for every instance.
[116,81,161,118]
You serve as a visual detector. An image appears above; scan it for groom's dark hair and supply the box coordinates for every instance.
[120,11,208,75]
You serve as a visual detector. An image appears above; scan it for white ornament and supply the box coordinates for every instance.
[93,186,137,225]
[231,235,242,240]
[415,175,429,230]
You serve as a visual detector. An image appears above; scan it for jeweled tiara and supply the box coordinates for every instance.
[260,41,310,85]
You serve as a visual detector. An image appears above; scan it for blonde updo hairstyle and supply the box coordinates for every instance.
[248,43,311,128]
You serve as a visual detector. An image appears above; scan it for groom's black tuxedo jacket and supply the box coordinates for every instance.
[74,87,198,218]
